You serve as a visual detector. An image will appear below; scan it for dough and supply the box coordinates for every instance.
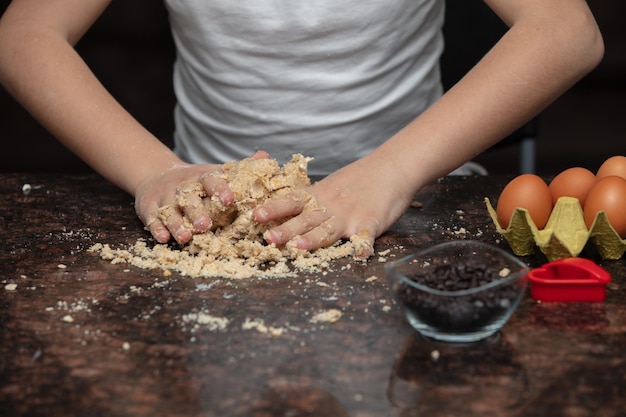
[90,154,370,279]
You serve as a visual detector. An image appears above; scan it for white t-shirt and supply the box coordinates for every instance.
[164,0,444,176]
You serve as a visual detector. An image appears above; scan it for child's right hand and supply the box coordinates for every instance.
[134,162,230,244]
[133,150,270,244]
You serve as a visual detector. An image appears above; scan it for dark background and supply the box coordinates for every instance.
[0,0,624,176]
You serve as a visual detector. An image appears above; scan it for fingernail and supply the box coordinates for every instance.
[263,229,283,244]
[194,216,212,232]
[175,227,192,243]
[155,230,170,243]
[150,224,170,243]
[219,190,233,206]
[263,230,274,243]
[255,208,268,222]
[292,236,307,249]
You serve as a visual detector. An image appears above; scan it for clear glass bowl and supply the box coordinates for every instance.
[385,240,530,343]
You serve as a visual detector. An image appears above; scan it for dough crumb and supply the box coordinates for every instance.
[242,318,286,336]
[182,311,230,332]
[90,154,370,279]
[310,308,342,324]
[499,267,511,277]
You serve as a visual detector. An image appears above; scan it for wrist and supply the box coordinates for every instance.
[128,150,187,197]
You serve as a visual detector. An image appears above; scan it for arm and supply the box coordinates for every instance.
[256,0,604,256]
[0,0,172,193]
[0,0,234,243]
[374,0,604,190]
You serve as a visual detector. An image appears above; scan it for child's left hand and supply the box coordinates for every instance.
[253,153,417,258]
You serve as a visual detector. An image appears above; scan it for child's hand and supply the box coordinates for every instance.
[134,162,230,244]
[253,154,417,258]
[134,151,269,244]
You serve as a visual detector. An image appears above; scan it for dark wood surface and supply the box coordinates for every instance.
[1,173,625,416]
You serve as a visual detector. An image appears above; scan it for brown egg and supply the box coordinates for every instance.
[496,174,553,229]
[548,167,596,206]
[596,155,626,180]
[583,175,626,237]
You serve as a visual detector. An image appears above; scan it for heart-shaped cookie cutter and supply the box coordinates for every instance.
[527,257,611,302]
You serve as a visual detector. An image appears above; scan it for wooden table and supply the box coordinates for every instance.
[1,173,625,416]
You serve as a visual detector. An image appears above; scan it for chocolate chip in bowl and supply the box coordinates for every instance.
[385,240,530,343]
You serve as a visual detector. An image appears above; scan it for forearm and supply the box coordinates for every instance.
[376,0,603,191]
[0,20,180,195]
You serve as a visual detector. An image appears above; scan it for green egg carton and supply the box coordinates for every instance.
[485,196,626,261]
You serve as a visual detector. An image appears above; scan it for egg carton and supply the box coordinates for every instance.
[485,196,626,261]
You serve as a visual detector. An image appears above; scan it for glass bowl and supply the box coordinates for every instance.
[385,240,530,343]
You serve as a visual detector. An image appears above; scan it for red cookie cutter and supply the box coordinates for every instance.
[527,257,611,302]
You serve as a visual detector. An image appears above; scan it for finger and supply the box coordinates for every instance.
[254,189,312,224]
[349,219,380,258]
[291,221,377,258]
[182,202,212,233]
[176,182,212,232]
[263,206,328,246]
[249,150,270,160]
[288,216,344,251]
[136,200,172,243]
[350,230,375,259]
[199,171,234,206]
[157,204,193,244]
[147,218,172,244]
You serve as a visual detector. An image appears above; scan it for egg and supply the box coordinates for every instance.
[596,155,626,180]
[496,174,553,229]
[583,175,626,237]
[548,167,596,206]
